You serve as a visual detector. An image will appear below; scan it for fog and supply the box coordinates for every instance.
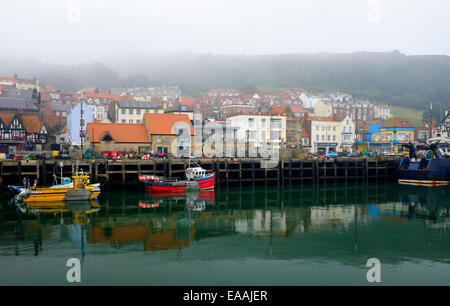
[1,0,449,66]
[1,0,450,103]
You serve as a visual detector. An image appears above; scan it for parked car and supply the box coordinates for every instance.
[325,151,338,158]
[360,151,374,158]
[379,151,395,156]
[347,152,361,157]
[317,149,326,159]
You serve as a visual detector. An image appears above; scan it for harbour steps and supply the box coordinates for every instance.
[0,157,399,189]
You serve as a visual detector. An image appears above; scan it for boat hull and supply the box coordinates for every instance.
[145,172,215,192]
[398,159,450,186]
[23,187,101,202]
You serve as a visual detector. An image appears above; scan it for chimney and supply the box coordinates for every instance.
[18,108,24,122]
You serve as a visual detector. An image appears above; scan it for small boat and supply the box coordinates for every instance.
[9,174,101,202]
[139,160,215,192]
[398,138,450,186]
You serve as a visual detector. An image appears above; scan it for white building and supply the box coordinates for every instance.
[338,116,355,152]
[85,101,109,121]
[299,92,321,109]
[227,115,286,157]
[304,116,355,153]
[374,105,393,120]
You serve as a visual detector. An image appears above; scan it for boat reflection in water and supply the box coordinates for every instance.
[139,190,215,211]
[7,199,100,258]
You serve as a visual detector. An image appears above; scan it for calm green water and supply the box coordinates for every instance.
[0,183,449,285]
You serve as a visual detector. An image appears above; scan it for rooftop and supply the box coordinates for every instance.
[0,97,38,111]
[381,118,414,128]
[87,123,150,143]
[143,113,194,135]
[117,100,163,109]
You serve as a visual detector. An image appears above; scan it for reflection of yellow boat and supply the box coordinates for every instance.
[23,175,101,203]
[20,200,101,225]
[26,199,101,214]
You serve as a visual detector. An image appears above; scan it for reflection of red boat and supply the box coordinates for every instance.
[150,191,186,198]
[138,201,160,208]
[197,190,215,203]
[138,190,216,208]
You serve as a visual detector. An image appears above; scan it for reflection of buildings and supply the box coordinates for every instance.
[234,210,287,237]
[310,205,356,229]
[378,203,410,220]
[1,184,449,261]
[89,222,194,251]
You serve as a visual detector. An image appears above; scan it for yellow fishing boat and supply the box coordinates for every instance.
[10,175,101,203]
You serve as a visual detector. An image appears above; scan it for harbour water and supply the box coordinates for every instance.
[0,183,449,285]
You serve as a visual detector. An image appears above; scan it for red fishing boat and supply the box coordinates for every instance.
[139,161,215,192]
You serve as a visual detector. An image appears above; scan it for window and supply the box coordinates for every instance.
[316,126,319,131]
[333,127,336,131]
[121,120,126,123]
[322,126,325,131]
[129,119,133,123]
[121,109,126,115]
[333,135,336,141]
[328,135,330,141]
[321,135,324,141]
[270,131,281,140]
[316,135,319,141]
[129,109,133,115]
[271,119,281,129]
[136,109,141,115]
[249,118,255,128]
[136,120,141,124]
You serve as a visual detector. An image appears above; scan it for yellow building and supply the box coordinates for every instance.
[143,113,195,156]
[86,113,195,156]
[16,82,40,91]
[313,100,332,117]
[86,123,151,153]
[108,101,164,124]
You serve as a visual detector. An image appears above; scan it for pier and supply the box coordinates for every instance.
[0,157,399,189]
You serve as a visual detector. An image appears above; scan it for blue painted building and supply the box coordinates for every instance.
[355,119,415,153]
[66,102,94,146]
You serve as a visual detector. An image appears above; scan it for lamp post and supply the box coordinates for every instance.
[80,94,85,155]
[428,102,433,140]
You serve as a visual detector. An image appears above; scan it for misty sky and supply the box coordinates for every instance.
[1,0,449,64]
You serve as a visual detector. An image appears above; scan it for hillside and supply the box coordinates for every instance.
[1,51,449,115]
[389,106,424,125]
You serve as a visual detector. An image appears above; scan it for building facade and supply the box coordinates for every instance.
[226,115,287,157]
[0,113,47,153]
[108,101,164,124]
[374,105,393,120]
[66,102,94,146]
